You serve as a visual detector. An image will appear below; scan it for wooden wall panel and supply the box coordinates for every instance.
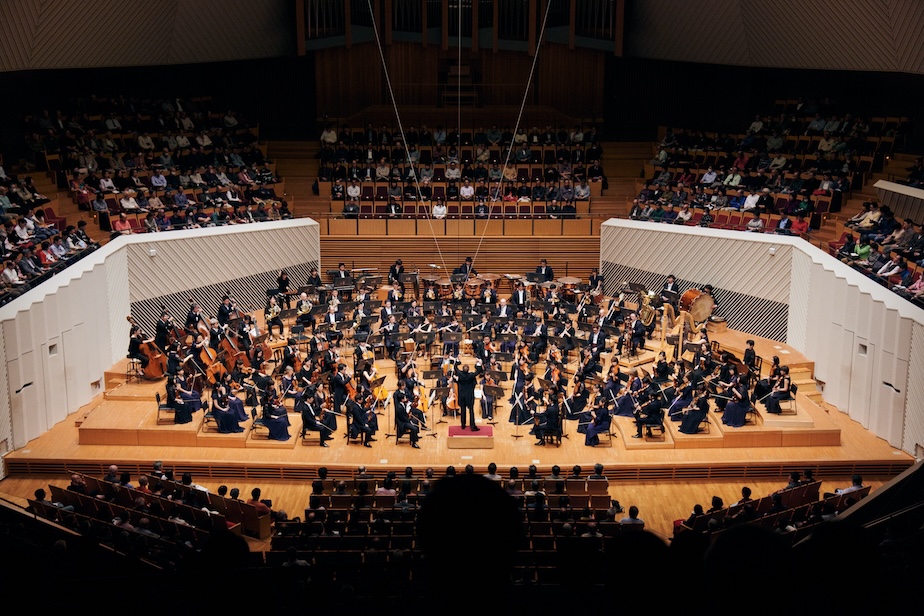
[314,45,384,118]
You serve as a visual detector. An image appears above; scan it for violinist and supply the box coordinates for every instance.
[165,341,183,377]
[296,389,332,446]
[533,389,560,445]
[347,394,374,447]
[264,296,284,341]
[165,375,193,424]
[764,365,792,415]
[473,334,495,365]
[633,388,664,438]
[263,390,291,441]
[281,337,300,372]
[754,355,781,401]
[230,358,253,389]
[652,350,672,383]
[251,362,274,404]
[667,376,694,421]
[614,369,643,417]
[572,348,599,384]
[276,270,292,309]
[711,353,737,411]
[280,365,299,400]
[678,385,710,434]
[693,342,713,373]
[330,363,353,418]
[584,397,612,446]
[690,356,710,388]
[721,375,751,428]
[508,368,534,425]
[480,363,498,420]
[128,324,152,372]
[394,395,421,448]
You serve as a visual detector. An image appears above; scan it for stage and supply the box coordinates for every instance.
[3,328,913,484]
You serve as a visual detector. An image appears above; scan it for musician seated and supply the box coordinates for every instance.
[633,396,664,438]
[584,401,612,447]
[395,399,421,448]
[296,390,332,446]
[534,394,561,446]
[263,394,292,441]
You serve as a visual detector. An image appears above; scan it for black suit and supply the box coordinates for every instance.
[454,364,484,429]
[395,401,420,444]
[536,265,554,282]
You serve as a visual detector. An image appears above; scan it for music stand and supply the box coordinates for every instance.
[370,375,388,415]
[442,331,463,352]
[432,387,451,424]
[492,352,513,364]
[525,272,543,283]
[423,301,441,313]
[486,369,507,383]
[450,273,467,283]
[309,305,328,318]
[422,370,441,381]
[483,385,505,425]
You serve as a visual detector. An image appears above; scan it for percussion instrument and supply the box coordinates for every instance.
[465,278,485,299]
[479,273,502,282]
[680,288,715,323]
[557,276,582,301]
[436,277,453,300]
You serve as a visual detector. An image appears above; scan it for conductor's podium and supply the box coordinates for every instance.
[447,425,494,449]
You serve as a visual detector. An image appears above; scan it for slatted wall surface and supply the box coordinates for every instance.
[626,0,924,74]
[130,260,319,337]
[0,0,291,72]
[600,260,788,342]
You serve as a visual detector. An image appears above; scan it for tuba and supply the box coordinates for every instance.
[639,292,656,328]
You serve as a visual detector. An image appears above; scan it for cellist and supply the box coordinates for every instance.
[127,324,152,374]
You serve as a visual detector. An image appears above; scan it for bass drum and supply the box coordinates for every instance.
[680,288,715,322]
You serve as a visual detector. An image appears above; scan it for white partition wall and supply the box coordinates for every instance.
[600,220,924,454]
[0,220,320,462]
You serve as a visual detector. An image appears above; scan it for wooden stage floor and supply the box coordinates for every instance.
[4,329,914,484]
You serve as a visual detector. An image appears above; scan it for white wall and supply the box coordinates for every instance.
[0,220,320,461]
[600,220,924,454]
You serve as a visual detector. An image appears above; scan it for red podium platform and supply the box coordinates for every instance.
[447,425,494,449]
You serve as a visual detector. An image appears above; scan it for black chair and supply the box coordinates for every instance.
[155,392,174,425]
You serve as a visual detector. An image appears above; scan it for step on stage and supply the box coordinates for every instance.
[3,329,914,482]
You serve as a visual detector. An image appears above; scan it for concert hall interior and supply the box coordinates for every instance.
[1,1,923,611]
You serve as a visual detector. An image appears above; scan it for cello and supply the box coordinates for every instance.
[126,316,167,380]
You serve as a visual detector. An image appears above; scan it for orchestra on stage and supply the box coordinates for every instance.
[126,258,774,448]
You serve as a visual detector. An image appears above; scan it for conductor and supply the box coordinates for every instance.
[453,360,484,431]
